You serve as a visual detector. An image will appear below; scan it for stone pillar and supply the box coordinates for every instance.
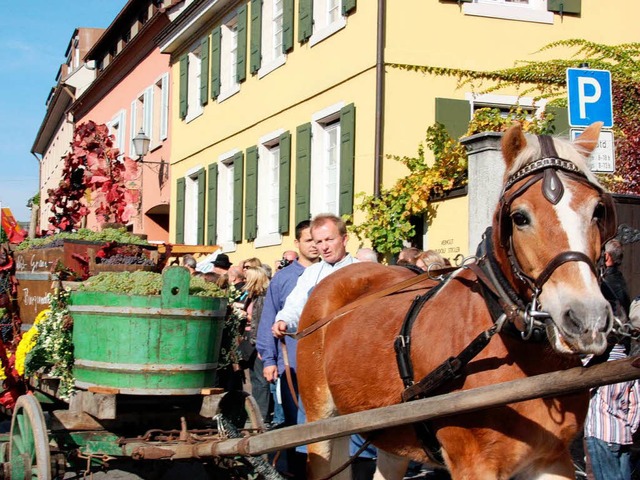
[460,132,504,254]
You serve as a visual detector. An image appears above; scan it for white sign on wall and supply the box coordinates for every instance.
[570,129,615,173]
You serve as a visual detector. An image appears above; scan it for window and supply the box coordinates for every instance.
[258,0,287,78]
[219,16,240,101]
[217,152,238,251]
[463,0,554,23]
[310,0,347,47]
[466,93,546,119]
[180,41,204,122]
[106,110,126,157]
[183,167,205,245]
[154,74,169,141]
[130,88,152,158]
[255,131,284,247]
[310,105,343,216]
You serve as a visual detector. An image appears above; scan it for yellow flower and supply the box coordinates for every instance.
[15,309,50,376]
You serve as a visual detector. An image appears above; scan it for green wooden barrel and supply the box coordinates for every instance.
[69,267,227,395]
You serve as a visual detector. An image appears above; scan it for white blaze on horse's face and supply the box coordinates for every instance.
[502,122,613,355]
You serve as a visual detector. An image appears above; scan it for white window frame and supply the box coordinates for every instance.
[183,165,203,246]
[106,110,126,158]
[185,41,204,123]
[310,102,344,217]
[130,87,153,158]
[463,0,554,24]
[465,93,547,119]
[156,73,169,141]
[217,150,239,253]
[255,129,284,248]
[309,0,347,47]
[219,14,241,102]
[258,0,287,78]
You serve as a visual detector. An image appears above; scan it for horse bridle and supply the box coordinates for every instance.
[496,135,617,334]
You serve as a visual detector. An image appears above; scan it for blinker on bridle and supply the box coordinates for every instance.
[497,135,617,338]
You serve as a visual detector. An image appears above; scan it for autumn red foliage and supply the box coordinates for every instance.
[45,121,140,233]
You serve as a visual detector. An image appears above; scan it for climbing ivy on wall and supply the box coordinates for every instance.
[351,40,640,255]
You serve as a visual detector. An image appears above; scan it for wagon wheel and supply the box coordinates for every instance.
[9,395,51,480]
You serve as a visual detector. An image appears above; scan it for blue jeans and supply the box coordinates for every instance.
[270,380,285,425]
[585,436,632,480]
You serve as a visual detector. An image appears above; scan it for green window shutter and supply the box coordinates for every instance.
[200,37,210,106]
[435,98,471,140]
[282,0,294,53]
[207,163,218,246]
[295,123,312,225]
[279,131,291,233]
[250,0,262,75]
[211,27,222,99]
[298,0,313,43]
[245,146,259,241]
[237,5,248,82]
[233,151,244,243]
[339,103,356,216]
[547,0,581,14]
[179,54,189,120]
[342,0,356,16]
[197,169,206,245]
[176,177,186,243]
[546,105,570,138]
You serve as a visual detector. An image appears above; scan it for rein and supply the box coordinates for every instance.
[293,268,456,341]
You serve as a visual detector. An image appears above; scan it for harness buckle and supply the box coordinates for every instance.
[522,290,550,341]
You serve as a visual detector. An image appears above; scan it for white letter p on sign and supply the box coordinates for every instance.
[578,77,601,119]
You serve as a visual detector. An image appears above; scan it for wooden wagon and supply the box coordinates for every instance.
[2,266,640,479]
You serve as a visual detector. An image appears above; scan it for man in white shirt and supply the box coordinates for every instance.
[272,213,357,337]
[271,213,377,480]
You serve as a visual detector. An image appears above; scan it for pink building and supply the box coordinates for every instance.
[69,1,173,243]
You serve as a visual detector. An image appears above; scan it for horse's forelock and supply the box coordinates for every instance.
[505,133,603,190]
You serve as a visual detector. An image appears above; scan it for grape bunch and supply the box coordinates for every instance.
[98,254,156,266]
[78,271,225,297]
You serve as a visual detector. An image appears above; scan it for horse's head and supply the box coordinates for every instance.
[492,122,615,355]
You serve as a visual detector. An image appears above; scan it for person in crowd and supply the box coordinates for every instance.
[415,249,448,272]
[212,253,233,275]
[356,247,379,263]
[262,264,273,279]
[397,247,421,266]
[181,254,197,274]
[274,250,299,274]
[227,266,246,295]
[272,213,377,479]
[256,221,319,478]
[583,239,640,480]
[601,239,631,317]
[236,266,272,423]
[242,257,263,271]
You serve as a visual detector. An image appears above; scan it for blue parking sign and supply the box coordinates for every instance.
[567,68,613,128]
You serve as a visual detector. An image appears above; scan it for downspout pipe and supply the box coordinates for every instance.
[373,0,386,197]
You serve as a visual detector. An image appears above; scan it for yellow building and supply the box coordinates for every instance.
[157,0,637,266]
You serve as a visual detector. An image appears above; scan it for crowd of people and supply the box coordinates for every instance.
[179,222,640,480]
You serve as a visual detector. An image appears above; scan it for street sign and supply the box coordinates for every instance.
[566,68,613,128]
[570,128,615,173]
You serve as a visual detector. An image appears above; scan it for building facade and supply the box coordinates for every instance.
[31,27,105,234]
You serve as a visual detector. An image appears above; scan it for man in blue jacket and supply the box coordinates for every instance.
[256,220,319,478]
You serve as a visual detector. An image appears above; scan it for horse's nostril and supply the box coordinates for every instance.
[563,309,587,335]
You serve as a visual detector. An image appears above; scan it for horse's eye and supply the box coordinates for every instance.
[511,212,529,227]
[593,202,605,223]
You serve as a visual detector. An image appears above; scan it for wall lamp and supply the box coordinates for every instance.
[132,128,169,189]
[132,128,163,164]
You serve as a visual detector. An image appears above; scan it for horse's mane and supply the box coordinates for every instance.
[506,132,603,189]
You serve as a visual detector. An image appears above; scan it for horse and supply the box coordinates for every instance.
[296,122,617,480]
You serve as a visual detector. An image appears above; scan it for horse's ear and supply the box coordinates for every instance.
[574,121,603,155]
[502,122,527,170]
